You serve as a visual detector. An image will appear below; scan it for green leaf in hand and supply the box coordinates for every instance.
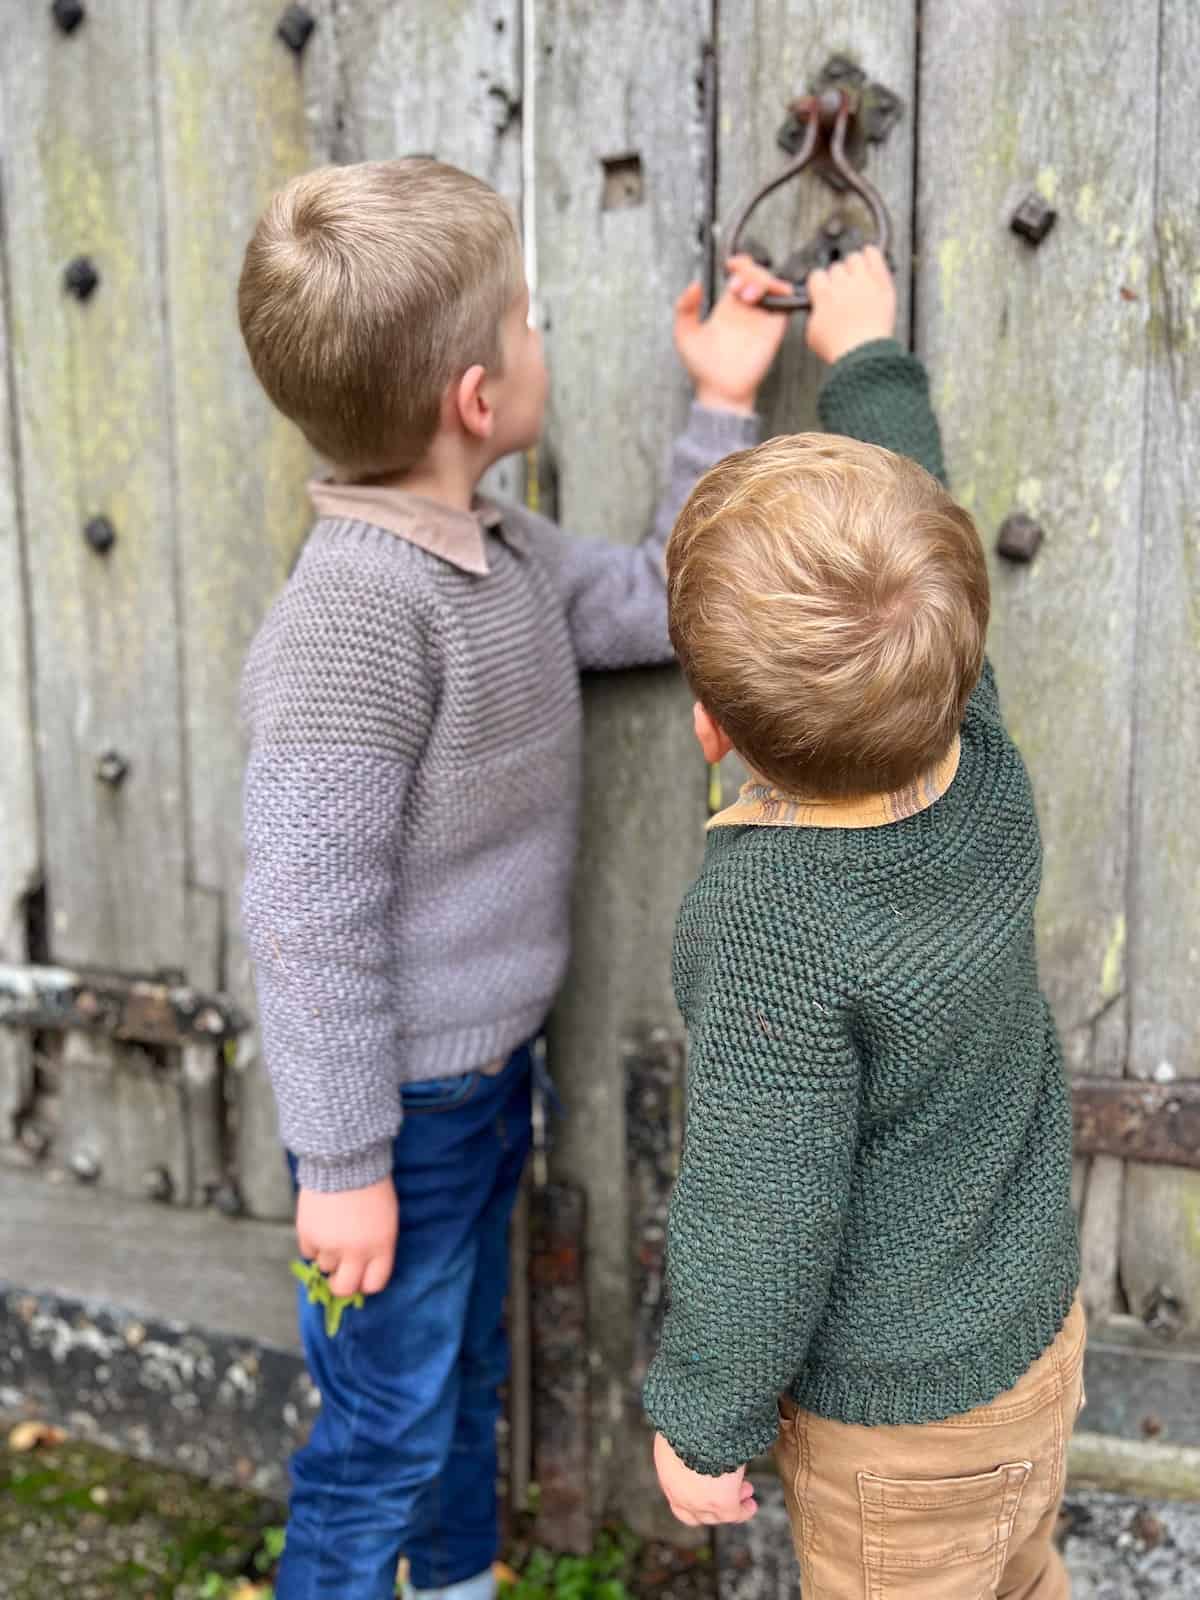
[290,1259,365,1337]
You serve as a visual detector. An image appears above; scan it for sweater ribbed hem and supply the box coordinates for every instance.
[292,1007,547,1192]
[791,1264,1081,1428]
[398,1003,548,1081]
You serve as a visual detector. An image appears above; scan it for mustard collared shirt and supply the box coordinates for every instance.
[708,736,962,831]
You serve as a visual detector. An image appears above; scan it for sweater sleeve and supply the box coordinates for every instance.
[524,404,760,670]
[817,337,947,484]
[240,558,438,1193]
[644,887,861,1475]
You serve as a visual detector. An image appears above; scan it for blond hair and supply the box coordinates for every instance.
[667,434,989,798]
[238,159,523,475]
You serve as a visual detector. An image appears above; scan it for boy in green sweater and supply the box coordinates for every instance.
[646,248,1081,1600]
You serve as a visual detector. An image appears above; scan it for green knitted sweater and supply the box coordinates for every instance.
[644,340,1080,1476]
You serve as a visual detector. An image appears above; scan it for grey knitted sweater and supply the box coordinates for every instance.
[241,405,758,1191]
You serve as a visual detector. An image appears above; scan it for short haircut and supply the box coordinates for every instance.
[667,434,990,798]
[238,158,524,475]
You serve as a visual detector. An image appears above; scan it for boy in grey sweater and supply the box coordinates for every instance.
[237,157,789,1600]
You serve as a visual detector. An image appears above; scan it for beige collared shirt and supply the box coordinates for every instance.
[307,478,521,576]
[708,735,961,831]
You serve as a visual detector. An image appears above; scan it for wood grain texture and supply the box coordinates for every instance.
[1121,0,1200,1335]
[0,211,39,1147]
[0,4,221,1203]
[916,0,1158,1315]
[0,4,189,975]
[156,0,337,1218]
[54,1032,191,1208]
[712,0,916,805]
[916,0,1152,1072]
[533,0,712,1537]
[331,0,524,502]
[0,1168,296,1350]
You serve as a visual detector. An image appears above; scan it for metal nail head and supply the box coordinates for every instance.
[70,1148,101,1184]
[63,256,100,301]
[277,3,315,54]
[95,750,130,787]
[84,515,116,555]
[996,512,1044,564]
[1011,193,1057,246]
[52,0,85,34]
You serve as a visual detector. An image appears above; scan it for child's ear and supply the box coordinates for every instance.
[693,702,733,765]
[453,364,494,441]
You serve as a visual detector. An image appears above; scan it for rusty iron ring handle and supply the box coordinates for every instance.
[726,89,894,313]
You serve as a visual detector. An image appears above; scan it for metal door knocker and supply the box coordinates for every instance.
[727,88,894,313]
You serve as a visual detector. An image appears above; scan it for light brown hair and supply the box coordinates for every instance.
[667,434,990,798]
[238,158,523,475]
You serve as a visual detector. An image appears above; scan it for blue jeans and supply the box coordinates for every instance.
[276,1046,533,1600]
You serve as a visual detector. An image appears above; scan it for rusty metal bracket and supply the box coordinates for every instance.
[727,87,894,313]
[1073,1078,1200,1170]
[0,961,246,1047]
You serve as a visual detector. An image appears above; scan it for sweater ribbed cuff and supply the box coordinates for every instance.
[296,1137,395,1194]
[685,401,762,455]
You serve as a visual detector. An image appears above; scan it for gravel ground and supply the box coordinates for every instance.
[4,1429,1199,1600]
[0,1430,274,1599]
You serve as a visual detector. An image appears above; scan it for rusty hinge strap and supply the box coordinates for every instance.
[0,961,246,1047]
[1072,1078,1200,1170]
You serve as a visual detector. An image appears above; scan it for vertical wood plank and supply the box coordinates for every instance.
[54,1032,191,1207]
[713,2,916,804]
[155,0,337,1219]
[331,0,524,501]
[0,4,189,976]
[533,0,712,1537]
[0,227,39,1151]
[916,0,1157,1313]
[1121,0,1200,1336]
[0,5,203,1198]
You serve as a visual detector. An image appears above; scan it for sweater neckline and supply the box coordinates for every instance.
[708,736,961,832]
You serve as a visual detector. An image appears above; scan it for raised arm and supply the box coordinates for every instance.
[808,246,947,484]
[513,256,798,670]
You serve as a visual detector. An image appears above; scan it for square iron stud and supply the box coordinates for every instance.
[95,750,129,786]
[51,0,86,34]
[1011,192,1057,246]
[277,3,315,54]
[996,512,1044,564]
[84,514,116,555]
[63,255,99,301]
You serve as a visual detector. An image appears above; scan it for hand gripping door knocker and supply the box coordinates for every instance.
[726,88,894,313]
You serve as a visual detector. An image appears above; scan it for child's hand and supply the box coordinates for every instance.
[296,1178,398,1299]
[805,245,897,365]
[675,255,793,416]
[654,1432,757,1526]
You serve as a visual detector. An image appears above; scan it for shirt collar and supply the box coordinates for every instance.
[708,736,961,831]
[307,479,509,575]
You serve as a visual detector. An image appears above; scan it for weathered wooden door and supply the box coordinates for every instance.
[0,0,1196,1543]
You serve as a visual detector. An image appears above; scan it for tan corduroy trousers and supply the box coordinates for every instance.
[775,1298,1086,1599]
